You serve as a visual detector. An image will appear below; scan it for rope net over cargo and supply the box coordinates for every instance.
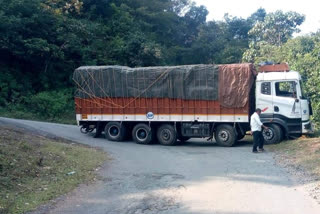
[73,63,255,109]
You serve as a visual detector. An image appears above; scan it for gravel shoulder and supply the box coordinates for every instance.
[268,138,320,205]
[1,117,320,214]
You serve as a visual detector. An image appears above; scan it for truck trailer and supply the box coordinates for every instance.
[73,63,313,146]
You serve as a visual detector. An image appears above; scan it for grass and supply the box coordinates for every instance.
[0,126,107,214]
[267,134,320,179]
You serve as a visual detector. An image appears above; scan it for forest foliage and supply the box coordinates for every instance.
[0,0,319,123]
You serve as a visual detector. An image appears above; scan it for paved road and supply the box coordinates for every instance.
[1,117,320,214]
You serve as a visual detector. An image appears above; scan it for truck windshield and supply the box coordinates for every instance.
[275,81,297,98]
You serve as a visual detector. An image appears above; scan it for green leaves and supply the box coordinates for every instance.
[27,89,74,119]
[1,1,319,124]
[249,10,305,46]
[242,33,320,124]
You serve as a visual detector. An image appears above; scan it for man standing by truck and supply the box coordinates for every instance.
[250,108,268,153]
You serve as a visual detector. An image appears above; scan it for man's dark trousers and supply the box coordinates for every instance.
[253,131,264,152]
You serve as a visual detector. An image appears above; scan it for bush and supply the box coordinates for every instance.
[27,89,74,119]
[0,89,75,124]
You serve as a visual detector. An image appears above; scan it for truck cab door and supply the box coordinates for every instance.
[298,80,313,133]
[256,81,274,115]
[273,81,301,119]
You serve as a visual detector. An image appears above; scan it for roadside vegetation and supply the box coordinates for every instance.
[0,0,319,125]
[267,132,320,181]
[0,126,107,214]
[0,89,76,124]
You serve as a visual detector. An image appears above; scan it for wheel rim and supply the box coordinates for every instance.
[136,128,148,141]
[218,130,229,142]
[161,129,171,141]
[80,127,88,134]
[263,129,274,140]
[108,126,120,137]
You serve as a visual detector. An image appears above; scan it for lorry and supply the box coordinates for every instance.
[73,63,314,146]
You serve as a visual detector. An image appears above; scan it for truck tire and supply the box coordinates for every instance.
[157,124,177,146]
[215,124,236,147]
[105,122,126,141]
[132,123,154,144]
[262,124,283,144]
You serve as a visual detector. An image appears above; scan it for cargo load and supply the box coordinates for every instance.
[73,63,255,113]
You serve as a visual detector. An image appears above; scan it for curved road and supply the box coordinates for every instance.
[1,117,319,214]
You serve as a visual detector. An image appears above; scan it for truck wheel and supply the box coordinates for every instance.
[105,122,126,141]
[215,124,236,147]
[132,123,154,144]
[262,124,283,144]
[157,124,177,146]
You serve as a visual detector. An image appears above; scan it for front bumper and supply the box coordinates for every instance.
[302,121,315,134]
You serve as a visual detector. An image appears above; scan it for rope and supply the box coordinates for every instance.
[73,66,173,109]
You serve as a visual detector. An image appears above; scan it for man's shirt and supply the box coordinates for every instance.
[250,112,263,132]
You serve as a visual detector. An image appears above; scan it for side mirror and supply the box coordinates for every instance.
[295,98,299,103]
[308,97,313,115]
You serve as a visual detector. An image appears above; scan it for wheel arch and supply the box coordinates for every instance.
[261,118,288,137]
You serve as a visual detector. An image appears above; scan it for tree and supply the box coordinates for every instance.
[182,4,208,45]
[186,21,226,64]
[243,33,320,123]
[249,10,305,46]
[3,1,317,124]
[247,8,266,24]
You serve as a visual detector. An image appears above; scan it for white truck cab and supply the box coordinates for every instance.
[255,64,313,143]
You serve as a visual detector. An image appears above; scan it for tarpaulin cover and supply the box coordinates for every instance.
[73,64,219,100]
[73,63,255,108]
[218,63,256,108]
